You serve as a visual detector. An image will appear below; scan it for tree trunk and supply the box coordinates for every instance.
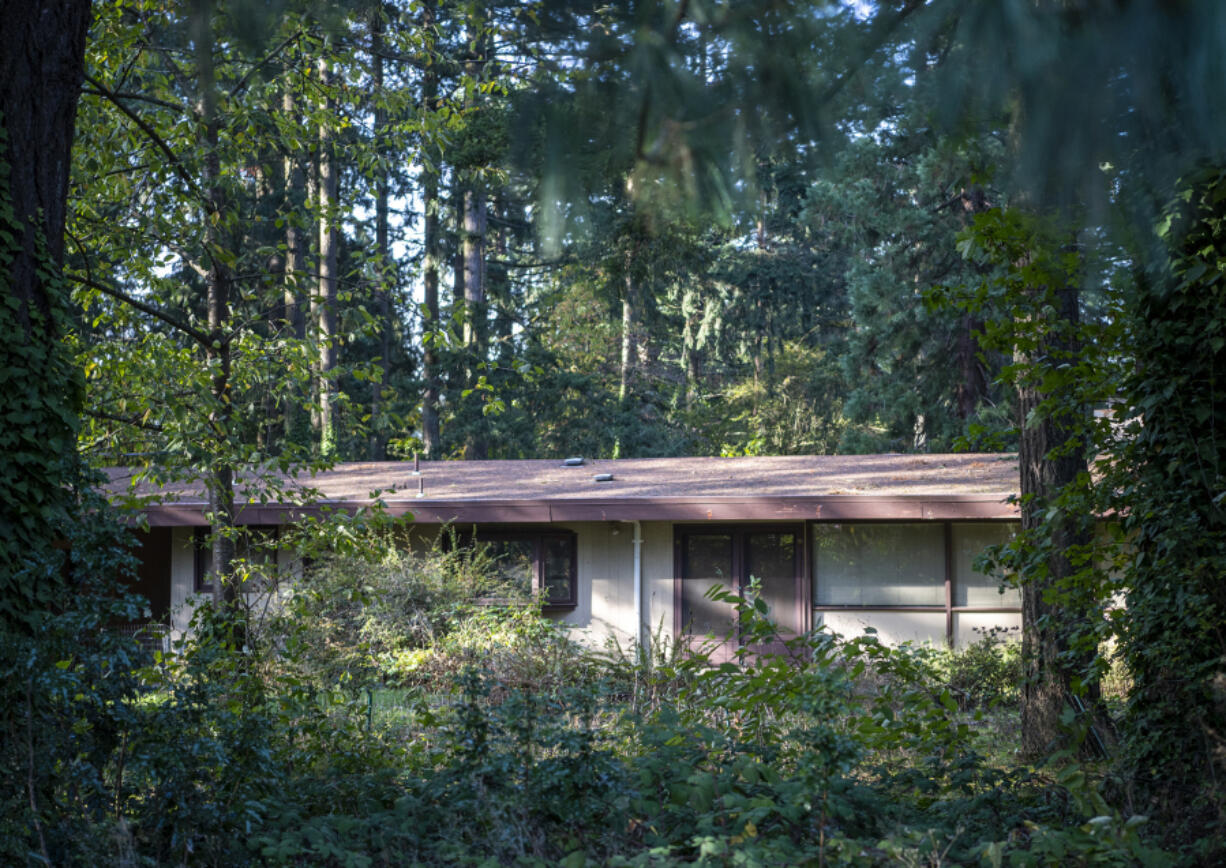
[1017,279,1092,757]
[461,182,488,460]
[419,0,442,458]
[281,89,307,447]
[420,72,442,457]
[317,55,339,460]
[955,188,991,420]
[461,188,486,352]
[0,0,92,616]
[369,12,391,461]
[459,16,488,461]
[307,146,321,435]
[191,0,238,605]
[955,313,987,419]
[619,274,637,405]
[681,290,702,412]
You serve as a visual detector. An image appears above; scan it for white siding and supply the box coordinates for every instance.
[554,522,635,648]
[166,527,298,643]
[815,609,948,646]
[158,519,1018,651]
[541,521,677,653]
[953,611,1022,646]
[168,526,200,640]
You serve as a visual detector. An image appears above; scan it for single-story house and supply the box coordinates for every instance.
[107,453,1022,650]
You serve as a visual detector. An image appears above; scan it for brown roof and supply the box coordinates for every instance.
[105,454,1020,525]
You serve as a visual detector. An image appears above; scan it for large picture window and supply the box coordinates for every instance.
[478,530,577,609]
[813,523,944,606]
[811,521,1021,644]
[951,523,1020,607]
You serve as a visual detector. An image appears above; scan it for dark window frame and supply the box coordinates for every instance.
[475,528,578,610]
[193,525,280,594]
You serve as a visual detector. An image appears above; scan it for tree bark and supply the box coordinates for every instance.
[619,269,637,406]
[460,16,488,460]
[419,1,442,458]
[680,288,702,412]
[281,89,307,446]
[307,145,321,435]
[192,0,237,605]
[0,0,92,614]
[369,11,391,461]
[955,313,988,419]
[461,189,486,353]
[1017,278,1092,757]
[317,55,339,459]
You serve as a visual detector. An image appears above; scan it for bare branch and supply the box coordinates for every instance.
[86,409,165,434]
[81,87,182,112]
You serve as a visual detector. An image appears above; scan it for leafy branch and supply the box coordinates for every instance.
[69,273,213,348]
[83,74,206,202]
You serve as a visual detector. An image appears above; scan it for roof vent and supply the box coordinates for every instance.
[593,473,614,483]
[563,457,585,467]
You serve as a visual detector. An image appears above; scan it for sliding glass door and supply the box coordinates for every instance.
[676,526,802,650]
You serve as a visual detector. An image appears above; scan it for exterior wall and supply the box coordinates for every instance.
[642,521,676,648]
[553,522,635,648]
[168,526,199,640]
[402,520,672,653]
[152,518,1018,651]
[953,611,1022,645]
[815,610,1022,647]
[815,610,947,646]
[166,526,298,642]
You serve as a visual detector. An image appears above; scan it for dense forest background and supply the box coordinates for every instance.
[3,0,1226,864]
[70,0,1019,472]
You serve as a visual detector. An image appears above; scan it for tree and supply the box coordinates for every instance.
[929,0,1226,829]
[0,0,94,623]
[72,1,352,601]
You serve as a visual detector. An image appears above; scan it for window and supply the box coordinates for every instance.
[675,525,802,638]
[194,526,279,594]
[811,521,1022,645]
[951,523,1020,607]
[813,523,945,606]
[477,530,577,609]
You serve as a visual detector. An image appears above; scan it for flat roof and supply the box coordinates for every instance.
[105,454,1020,525]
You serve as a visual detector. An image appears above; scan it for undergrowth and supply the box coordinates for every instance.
[3,547,1192,866]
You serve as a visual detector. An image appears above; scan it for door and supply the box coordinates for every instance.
[675,526,802,655]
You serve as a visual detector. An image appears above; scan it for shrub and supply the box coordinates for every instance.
[261,527,541,687]
[924,626,1024,711]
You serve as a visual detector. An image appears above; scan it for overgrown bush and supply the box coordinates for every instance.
[5,533,1184,866]
[261,528,566,688]
[921,627,1024,711]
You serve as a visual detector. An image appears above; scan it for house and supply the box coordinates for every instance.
[107,454,1022,650]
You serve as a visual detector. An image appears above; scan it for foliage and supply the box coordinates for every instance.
[261,531,580,689]
[6,0,1226,862]
[0,513,1183,866]
[1106,167,1226,850]
[242,585,1175,866]
[0,124,84,624]
[0,482,145,865]
[917,628,1024,712]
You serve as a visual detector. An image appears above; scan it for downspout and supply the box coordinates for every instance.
[632,520,644,651]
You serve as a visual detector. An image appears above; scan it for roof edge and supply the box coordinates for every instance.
[138,494,1019,526]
